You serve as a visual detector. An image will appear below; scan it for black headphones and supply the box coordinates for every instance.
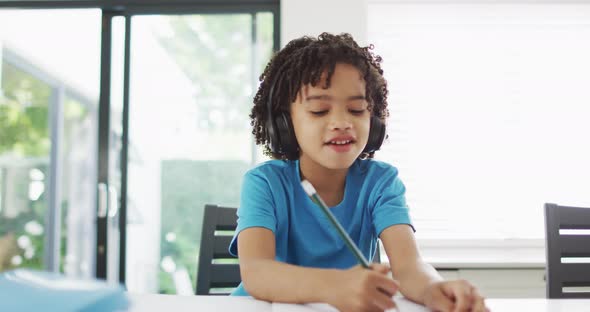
[265,72,386,157]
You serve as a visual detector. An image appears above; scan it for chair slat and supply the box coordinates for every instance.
[559,235,590,257]
[560,263,590,285]
[214,206,238,230]
[209,264,242,288]
[213,236,235,258]
[557,206,590,229]
[559,292,590,299]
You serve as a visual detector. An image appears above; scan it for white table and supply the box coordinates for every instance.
[128,293,590,311]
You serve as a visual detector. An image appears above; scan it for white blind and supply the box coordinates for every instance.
[369,2,590,240]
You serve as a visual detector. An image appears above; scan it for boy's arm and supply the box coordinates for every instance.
[238,227,398,311]
[237,227,330,303]
[379,224,442,302]
[380,224,488,312]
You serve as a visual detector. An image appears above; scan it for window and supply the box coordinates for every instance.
[124,13,274,294]
[0,9,100,275]
[0,1,279,292]
[368,2,590,242]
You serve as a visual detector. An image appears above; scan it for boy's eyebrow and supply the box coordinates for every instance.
[305,94,366,101]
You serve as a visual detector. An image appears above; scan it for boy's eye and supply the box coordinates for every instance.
[310,111,328,116]
[349,109,366,115]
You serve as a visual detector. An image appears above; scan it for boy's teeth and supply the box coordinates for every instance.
[331,140,350,145]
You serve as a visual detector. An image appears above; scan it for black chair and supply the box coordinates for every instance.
[196,204,241,295]
[544,203,590,298]
[374,242,382,263]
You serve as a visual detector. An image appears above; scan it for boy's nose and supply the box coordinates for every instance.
[328,112,352,130]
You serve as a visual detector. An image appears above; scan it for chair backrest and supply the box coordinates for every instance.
[196,204,241,295]
[373,241,381,263]
[544,203,590,298]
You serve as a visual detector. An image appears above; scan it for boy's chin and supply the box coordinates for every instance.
[321,155,359,170]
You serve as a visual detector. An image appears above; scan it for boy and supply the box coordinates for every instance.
[229,33,488,312]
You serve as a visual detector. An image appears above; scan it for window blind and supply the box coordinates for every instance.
[369,2,590,240]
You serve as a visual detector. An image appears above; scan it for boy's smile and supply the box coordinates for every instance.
[290,63,371,172]
[324,134,356,153]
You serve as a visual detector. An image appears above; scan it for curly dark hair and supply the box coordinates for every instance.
[251,32,389,160]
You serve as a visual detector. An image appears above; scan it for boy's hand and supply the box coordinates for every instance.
[422,280,489,312]
[325,263,399,312]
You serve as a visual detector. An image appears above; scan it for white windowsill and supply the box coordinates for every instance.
[382,238,547,269]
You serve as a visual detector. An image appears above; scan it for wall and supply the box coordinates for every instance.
[281,0,368,47]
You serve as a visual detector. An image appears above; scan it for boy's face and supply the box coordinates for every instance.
[290,63,371,170]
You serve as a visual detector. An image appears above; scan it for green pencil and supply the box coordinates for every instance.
[301,179,370,269]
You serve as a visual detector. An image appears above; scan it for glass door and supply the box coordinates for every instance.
[123,12,274,294]
[0,9,101,277]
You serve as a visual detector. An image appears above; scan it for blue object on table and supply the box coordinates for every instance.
[0,269,129,312]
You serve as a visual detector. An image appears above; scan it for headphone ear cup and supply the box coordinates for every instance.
[275,112,299,155]
[266,115,281,153]
[364,116,386,153]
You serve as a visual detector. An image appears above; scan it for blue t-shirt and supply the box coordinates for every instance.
[228,158,413,296]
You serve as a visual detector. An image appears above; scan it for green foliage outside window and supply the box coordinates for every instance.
[155,14,273,131]
[0,62,51,156]
[0,61,51,272]
[159,159,248,294]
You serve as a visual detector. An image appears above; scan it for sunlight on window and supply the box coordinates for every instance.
[369,3,590,241]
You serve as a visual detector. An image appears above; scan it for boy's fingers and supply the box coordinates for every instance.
[379,277,399,296]
[430,286,455,312]
[471,288,488,312]
[372,291,397,311]
[376,281,398,298]
[452,286,473,312]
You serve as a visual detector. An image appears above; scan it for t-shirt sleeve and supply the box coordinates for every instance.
[229,170,277,257]
[371,167,415,237]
